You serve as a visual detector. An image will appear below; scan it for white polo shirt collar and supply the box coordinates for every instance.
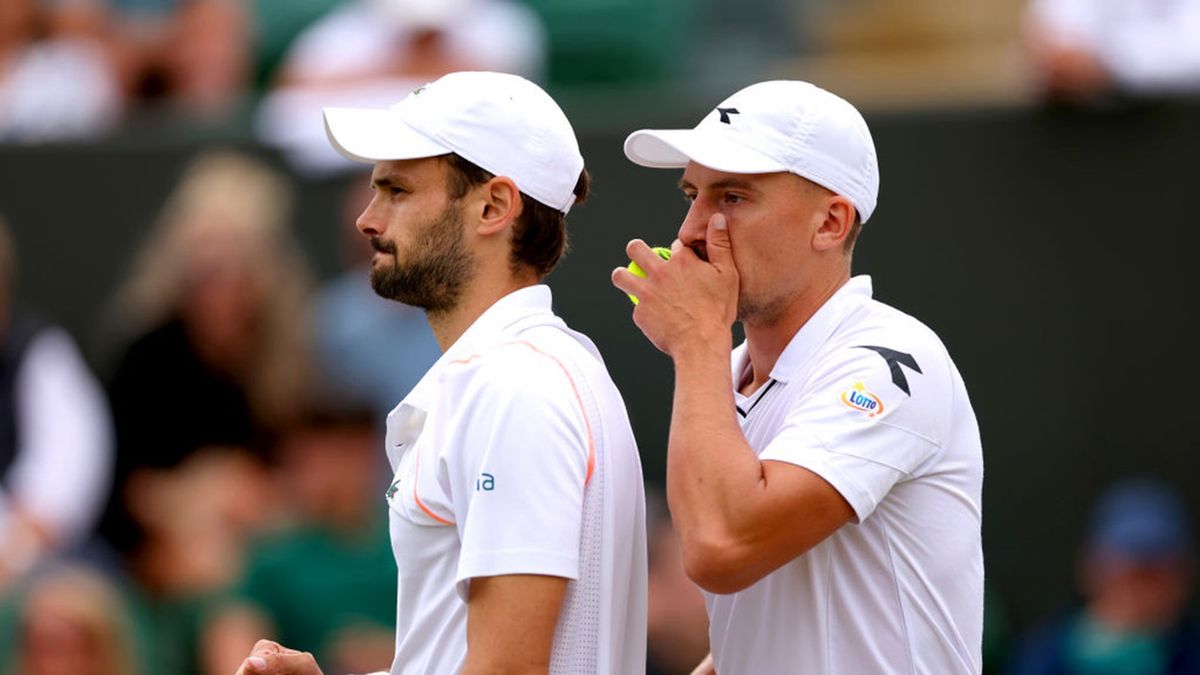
[735,276,874,388]
[389,284,557,465]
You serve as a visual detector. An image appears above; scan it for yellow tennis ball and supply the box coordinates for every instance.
[627,246,672,305]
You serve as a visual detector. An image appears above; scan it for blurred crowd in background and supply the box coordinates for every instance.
[1,0,1199,145]
[1,0,1200,673]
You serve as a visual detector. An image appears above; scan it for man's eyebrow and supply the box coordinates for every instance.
[677,177,761,193]
[710,177,761,193]
[371,175,396,188]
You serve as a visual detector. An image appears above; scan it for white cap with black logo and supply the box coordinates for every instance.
[324,71,584,214]
[624,80,879,223]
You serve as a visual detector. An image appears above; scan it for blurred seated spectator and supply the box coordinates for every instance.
[109,0,250,118]
[0,215,113,592]
[645,487,708,675]
[247,0,343,89]
[124,447,275,595]
[3,563,142,675]
[256,0,545,175]
[0,0,125,141]
[97,150,311,579]
[1007,477,1200,675]
[201,404,395,675]
[1025,0,1200,102]
[312,176,439,420]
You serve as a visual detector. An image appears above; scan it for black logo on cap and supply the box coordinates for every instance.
[716,107,740,124]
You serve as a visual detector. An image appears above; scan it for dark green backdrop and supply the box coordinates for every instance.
[3,99,1199,635]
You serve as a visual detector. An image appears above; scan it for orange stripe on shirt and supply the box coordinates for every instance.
[413,444,454,526]
[512,340,597,487]
[443,340,598,487]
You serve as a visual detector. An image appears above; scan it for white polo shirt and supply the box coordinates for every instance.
[708,276,984,675]
[382,285,647,675]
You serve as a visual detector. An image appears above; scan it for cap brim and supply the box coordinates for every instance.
[624,128,788,174]
[324,107,450,164]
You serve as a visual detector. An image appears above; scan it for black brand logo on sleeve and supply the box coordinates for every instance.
[856,346,922,395]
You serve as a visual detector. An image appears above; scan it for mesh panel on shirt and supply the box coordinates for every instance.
[548,367,604,674]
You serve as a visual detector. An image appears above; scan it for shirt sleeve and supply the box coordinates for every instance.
[759,346,943,523]
[441,344,591,599]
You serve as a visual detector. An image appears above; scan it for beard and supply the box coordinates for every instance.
[737,282,791,325]
[368,202,476,315]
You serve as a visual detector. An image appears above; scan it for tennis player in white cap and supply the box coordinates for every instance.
[238,71,647,675]
[613,80,984,674]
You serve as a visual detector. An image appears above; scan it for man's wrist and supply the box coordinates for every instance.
[671,332,731,368]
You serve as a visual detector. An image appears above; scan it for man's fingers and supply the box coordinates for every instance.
[268,650,323,674]
[239,650,323,675]
[625,238,665,273]
[704,214,732,267]
[251,639,285,655]
[610,266,644,298]
[239,655,268,674]
[238,640,316,674]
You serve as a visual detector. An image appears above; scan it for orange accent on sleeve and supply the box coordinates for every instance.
[514,341,597,487]
[413,444,455,526]
[444,340,598,488]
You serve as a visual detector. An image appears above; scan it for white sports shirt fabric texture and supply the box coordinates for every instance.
[709,275,984,675]
[382,285,647,675]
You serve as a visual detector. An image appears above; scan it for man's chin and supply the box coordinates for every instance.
[370,252,395,267]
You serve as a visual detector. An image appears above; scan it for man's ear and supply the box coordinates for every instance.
[812,195,856,252]
[477,176,523,236]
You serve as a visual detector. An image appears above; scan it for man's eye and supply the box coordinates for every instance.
[724,193,743,205]
[682,193,697,203]
[390,187,407,196]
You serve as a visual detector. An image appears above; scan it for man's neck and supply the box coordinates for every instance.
[740,270,850,395]
[426,275,538,352]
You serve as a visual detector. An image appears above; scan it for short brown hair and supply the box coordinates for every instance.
[844,216,863,255]
[440,154,590,278]
[798,175,862,255]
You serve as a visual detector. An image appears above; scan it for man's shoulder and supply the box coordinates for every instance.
[821,297,956,380]
[441,331,591,400]
[851,297,947,347]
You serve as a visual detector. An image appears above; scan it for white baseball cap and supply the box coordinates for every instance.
[624,80,879,223]
[324,71,585,214]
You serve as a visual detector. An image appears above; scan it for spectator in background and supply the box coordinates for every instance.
[256,0,546,175]
[0,0,125,141]
[98,150,310,592]
[109,0,250,118]
[248,0,343,90]
[1025,0,1200,102]
[1008,477,1200,675]
[0,215,113,591]
[645,488,709,675]
[312,176,439,421]
[202,404,395,675]
[5,564,142,675]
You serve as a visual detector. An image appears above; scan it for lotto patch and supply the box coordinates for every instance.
[840,382,884,418]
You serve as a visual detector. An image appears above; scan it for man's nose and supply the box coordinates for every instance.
[356,199,380,237]
[678,202,711,247]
